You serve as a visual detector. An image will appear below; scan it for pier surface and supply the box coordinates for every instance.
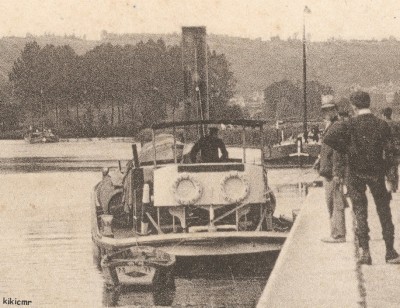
[258,187,400,308]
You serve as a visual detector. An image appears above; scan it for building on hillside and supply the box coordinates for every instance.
[244,91,264,118]
[228,95,245,108]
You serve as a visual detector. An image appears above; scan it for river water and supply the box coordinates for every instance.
[0,140,316,307]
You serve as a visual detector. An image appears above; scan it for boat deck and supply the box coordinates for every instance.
[114,227,136,239]
[96,228,288,257]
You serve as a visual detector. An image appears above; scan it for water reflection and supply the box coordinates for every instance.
[103,284,175,307]
[100,252,279,307]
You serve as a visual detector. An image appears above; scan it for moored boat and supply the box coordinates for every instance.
[91,119,288,272]
[24,129,59,144]
[264,134,321,167]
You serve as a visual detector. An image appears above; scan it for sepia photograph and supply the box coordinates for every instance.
[0,0,400,307]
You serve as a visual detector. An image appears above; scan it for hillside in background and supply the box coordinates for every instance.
[2,32,400,100]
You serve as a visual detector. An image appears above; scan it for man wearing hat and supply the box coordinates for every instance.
[324,91,400,264]
[318,95,347,243]
[190,126,228,163]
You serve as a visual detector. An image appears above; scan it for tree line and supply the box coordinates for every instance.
[7,39,241,138]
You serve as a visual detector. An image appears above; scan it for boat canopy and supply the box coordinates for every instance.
[148,119,266,166]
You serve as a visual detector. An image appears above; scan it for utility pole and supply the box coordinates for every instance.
[40,88,44,132]
[303,6,311,143]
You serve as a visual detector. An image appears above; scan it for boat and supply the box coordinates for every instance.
[139,133,185,164]
[91,27,290,289]
[24,129,59,144]
[24,89,59,144]
[264,131,321,167]
[101,246,175,287]
[91,119,288,270]
[263,16,323,167]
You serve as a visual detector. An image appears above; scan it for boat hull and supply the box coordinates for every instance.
[93,231,285,260]
[91,178,286,266]
[101,246,176,287]
[102,259,157,286]
[264,143,320,167]
[24,132,59,144]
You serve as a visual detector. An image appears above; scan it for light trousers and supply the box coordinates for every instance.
[324,178,346,238]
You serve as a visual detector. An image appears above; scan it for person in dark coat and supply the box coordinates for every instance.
[190,127,228,163]
[382,107,400,150]
[323,91,400,265]
[381,107,399,192]
[311,125,320,143]
[318,97,347,243]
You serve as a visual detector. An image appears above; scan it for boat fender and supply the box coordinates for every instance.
[171,173,203,205]
[220,172,250,204]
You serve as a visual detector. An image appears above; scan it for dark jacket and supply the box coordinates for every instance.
[323,113,395,179]
[319,119,346,180]
[386,119,400,155]
[190,135,228,163]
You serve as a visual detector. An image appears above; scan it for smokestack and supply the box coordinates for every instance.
[182,27,209,124]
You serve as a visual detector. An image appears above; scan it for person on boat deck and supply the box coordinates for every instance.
[190,127,228,163]
[318,95,347,243]
[311,125,320,143]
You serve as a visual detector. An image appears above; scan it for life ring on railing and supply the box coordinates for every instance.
[220,172,250,204]
[171,173,203,205]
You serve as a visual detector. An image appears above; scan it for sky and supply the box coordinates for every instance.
[1,0,400,41]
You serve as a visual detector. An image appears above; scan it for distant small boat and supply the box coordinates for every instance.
[24,130,59,144]
[101,246,176,287]
[264,134,321,166]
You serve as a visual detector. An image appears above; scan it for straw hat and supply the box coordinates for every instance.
[321,95,336,109]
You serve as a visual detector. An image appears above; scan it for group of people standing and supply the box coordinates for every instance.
[317,91,400,265]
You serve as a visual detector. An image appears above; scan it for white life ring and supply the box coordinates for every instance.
[171,173,203,205]
[220,172,250,204]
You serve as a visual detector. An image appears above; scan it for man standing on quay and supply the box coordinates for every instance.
[324,91,400,265]
[381,107,399,193]
[318,95,347,243]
